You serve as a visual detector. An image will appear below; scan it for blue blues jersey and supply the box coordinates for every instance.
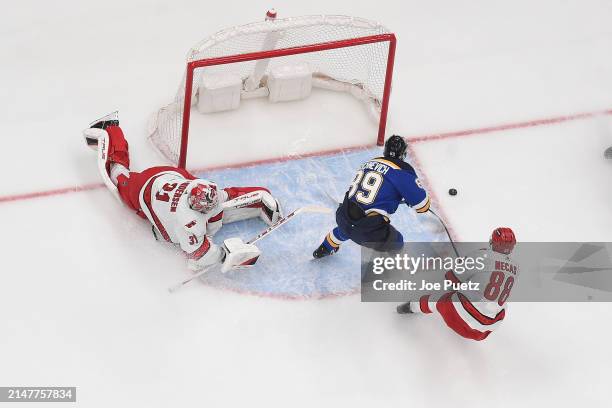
[346,157,430,215]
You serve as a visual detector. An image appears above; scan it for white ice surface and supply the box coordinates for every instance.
[2,1,612,407]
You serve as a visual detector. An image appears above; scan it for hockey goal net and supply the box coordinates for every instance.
[148,12,396,168]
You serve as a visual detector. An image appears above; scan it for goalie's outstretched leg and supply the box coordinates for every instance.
[84,111,120,148]
[83,112,130,177]
[83,113,152,213]
[222,186,282,226]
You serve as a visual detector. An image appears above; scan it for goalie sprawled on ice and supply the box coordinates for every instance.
[84,113,282,273]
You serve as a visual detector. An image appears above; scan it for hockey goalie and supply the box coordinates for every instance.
[84,113,282,273]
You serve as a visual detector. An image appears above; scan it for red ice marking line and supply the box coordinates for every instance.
[0,182,105,204]
[405,143,459,242]
[0,144,375,205]
[407,108,612,144]
[2,108,612,205]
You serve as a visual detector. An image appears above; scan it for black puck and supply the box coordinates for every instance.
[448,188,457,196]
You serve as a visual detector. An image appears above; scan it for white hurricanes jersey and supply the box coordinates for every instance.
[137,171,227,259]
[445,248,520,332]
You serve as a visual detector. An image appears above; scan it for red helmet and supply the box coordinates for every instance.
[490,227,516,254]
[188,183,218,213]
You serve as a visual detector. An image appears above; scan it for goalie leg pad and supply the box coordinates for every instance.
[224,186,270,200]
[222,187,282,226]
[95,132,122,203]
[84,126,130,170]
[221,237,261,273]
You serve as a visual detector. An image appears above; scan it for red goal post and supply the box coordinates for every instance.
[147,13,397,169]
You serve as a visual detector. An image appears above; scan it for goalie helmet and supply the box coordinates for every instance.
[189,183,218,213]
[490,227,516,255]
[383,135,407,161]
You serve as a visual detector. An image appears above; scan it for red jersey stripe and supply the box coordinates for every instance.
[445,270,462,284]
[457,293,505,326]
[185,238,211,260]
[209,211,224,223]
[143,175,171,242]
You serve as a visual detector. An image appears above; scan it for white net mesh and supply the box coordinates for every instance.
[148,14,393,166]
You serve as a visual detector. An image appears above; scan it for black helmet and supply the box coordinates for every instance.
[383,135,407,161]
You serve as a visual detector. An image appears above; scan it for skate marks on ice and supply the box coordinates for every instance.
[194,147,448,299]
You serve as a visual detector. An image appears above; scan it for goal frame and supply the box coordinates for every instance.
[177,33,397,169]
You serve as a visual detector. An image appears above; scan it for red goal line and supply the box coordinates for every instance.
[1,107,611,205]
[409,108,612,144]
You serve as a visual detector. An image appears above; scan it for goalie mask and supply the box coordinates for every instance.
[189,183,218,213]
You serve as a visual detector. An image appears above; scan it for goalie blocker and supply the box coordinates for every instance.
[220,237,261,273]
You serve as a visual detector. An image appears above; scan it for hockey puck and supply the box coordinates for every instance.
[448,188,457,196]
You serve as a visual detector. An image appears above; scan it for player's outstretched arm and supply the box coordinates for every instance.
[172,223,223,270]
[183,236,226,272]
[395,172,430,213]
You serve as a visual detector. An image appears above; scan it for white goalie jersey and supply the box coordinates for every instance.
[134,169,281,272]
[138,170,227,269]
[440,248,520,333]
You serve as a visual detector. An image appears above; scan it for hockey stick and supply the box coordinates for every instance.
[325,191,460,257]
[246,205,331,244]
[323,191,342,206]
[429,209,460,257]
[396,211,459,313]
[168,205,332,293]
[168,264,218,293]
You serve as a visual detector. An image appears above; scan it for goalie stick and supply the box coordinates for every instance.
[245,205,330,244]
[168,205,332,293]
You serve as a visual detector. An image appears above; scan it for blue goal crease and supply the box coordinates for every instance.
[194,147,446,298]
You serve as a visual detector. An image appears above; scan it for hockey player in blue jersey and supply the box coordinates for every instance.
[313,135,431,258]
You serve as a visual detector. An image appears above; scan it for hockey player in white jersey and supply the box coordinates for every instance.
[397,227,518,341]
[84,113,282,273]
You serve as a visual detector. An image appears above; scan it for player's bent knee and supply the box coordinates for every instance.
[437,301,493,341]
